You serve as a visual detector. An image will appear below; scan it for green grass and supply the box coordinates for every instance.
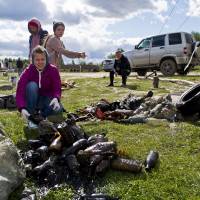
[192,65,200,73]
[61,76,181,111]
[42,186,74,200]
[1,72,200,199]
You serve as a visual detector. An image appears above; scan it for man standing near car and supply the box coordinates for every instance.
[108,48,131,87]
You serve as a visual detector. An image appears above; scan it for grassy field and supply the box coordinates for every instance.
[1,72,200,200]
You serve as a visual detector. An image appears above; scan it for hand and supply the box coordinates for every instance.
[49,98,60,111]
[79,52,86,59]
[21,109,30,121]
[115,72,118,77]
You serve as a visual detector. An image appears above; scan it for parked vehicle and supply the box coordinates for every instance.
[122,32,200,76]
[102,59,115,72]
[124,32,200,76]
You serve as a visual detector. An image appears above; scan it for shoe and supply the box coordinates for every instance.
[120,84,127,87]
[107,84,114,87]
[28,120,38,129]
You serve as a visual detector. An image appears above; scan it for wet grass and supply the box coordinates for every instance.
[1,72,200,199]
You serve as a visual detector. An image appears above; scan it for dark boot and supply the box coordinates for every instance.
[121,75,127,86]
[108,71,115,86]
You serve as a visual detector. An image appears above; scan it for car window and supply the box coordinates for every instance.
[137,38,151,49]
[185,33,193,44]
[152,35,165,47]
[169,33,182,45]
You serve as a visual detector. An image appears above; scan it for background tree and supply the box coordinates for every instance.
[192,31,200,41]
[72,59,75,66]
[107,48,125,59]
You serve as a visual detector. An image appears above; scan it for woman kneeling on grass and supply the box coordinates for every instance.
[16,45,63,127]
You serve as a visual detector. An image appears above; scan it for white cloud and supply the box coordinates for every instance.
[187,0,200,16]
[0,20,28,43]
[42,0,169,61]
[151,0,168,13]
[0,0,172,61]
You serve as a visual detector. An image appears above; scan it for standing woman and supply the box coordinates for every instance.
[45,22,86,68]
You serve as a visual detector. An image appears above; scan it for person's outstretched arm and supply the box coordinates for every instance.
[50,38,84,59]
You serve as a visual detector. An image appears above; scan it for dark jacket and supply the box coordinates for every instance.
[29,29,48,56]
[16,59,23,69]
[114,55,131,76]
[28,18,48,58]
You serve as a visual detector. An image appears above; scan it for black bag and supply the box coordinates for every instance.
[0,94,16,109]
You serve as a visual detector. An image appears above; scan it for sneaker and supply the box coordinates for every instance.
[28,120,38,129]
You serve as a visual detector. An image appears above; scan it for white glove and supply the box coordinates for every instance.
[21,109,30,121]
[49,98,60,111]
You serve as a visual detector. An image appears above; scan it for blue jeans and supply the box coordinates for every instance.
[26,81,63,117]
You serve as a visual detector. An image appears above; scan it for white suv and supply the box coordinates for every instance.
[124,32,200,76]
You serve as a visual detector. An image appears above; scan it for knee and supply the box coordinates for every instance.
[26,81,38,93]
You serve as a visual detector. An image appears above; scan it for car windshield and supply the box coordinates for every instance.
[137,38,151,49]
[103,60,113,64]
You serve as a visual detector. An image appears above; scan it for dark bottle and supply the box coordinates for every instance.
[111,157,142,173]
[62,139,88,157]
[88,134,108,145]
[84,141,116,155]
[65,154,80,175]
[145,150,159,171]
[28,140,45,149]
[153,74,159,88]
[49,134,62,152]
[36,145,49,161]
[128,90,153,110]
[33,156,56,174]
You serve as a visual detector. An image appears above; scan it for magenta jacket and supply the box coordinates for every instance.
[16,63,61,111]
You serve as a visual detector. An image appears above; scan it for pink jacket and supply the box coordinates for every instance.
[16,63,61,111]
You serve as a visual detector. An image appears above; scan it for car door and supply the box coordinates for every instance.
[150,35,166,64]
[133,38,151,66]
[166,33,183,57]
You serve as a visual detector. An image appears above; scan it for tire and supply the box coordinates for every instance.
[160,59,177,76]
[177,68,188,76]
[176,84,200,116]
[136,70,147,76]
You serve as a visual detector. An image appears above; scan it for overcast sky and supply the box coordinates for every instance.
[0,0,200,63]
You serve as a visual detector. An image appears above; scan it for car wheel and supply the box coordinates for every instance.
[177,69,188,75]
[136,70,147,76]
[176,84,200,116]
[160,59,177,76]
